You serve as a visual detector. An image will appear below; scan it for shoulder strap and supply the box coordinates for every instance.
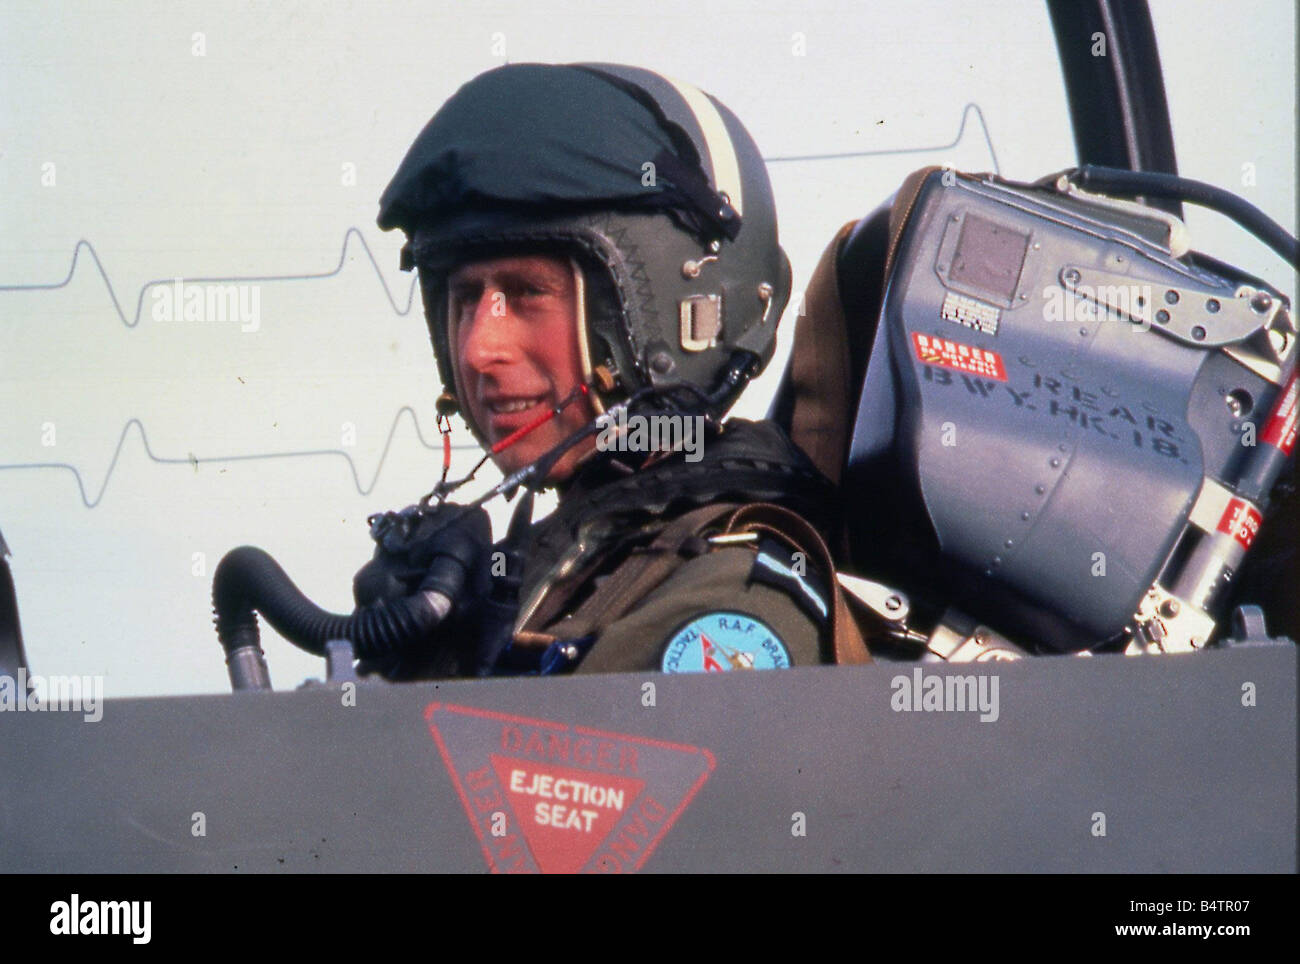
[721,503,872,665]
[517,503,739,645]
[517,501,874,667]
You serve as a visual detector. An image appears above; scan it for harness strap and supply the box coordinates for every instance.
[516,504,738,647]
[720,503,872,665]
[515,502,872,666]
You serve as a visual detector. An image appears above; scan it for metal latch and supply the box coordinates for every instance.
[1060,266,1290,353]
[837,572,911,626]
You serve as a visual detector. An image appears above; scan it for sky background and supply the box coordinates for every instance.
[1,0,1295,696]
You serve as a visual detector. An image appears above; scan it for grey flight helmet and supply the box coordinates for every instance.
[377,62,792,448]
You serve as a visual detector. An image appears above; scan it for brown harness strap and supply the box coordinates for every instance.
[514,501,872,666]
[517,503,739,646]
[721,503,872,665]
[785,165,946,490]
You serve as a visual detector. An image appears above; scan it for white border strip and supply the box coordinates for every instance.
[660,74,744,217]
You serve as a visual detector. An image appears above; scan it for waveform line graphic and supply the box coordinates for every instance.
[0,228,420,329]
[765,102,1001,174]
[0,104,1000,319]
[0,407,484,508]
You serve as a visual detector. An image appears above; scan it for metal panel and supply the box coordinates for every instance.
[1,645,1294,872]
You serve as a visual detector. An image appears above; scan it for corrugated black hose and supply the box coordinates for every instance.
[212,506,489,690]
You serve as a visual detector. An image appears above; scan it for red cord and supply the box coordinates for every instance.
[490,383,590,454]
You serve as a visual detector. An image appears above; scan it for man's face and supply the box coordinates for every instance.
[449,253,599,481]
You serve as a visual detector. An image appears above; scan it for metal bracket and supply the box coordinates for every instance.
[1222,292,1296,385]
[1059,267,1287,349]
[925,610,1029,662]
[837,572,911,626]
[1219,604,1294,648]
[1125,583,1216,654]
[325,638,359,684]
[1056,175,1191,256]
[680,294,722,351]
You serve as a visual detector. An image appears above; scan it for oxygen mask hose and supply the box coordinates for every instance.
[212,506,490,691]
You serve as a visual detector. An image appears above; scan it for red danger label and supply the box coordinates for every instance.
[911,332,1007,381]
[1261,371,1298,455]
[1217,498,1262,550]
[425,703,715,874]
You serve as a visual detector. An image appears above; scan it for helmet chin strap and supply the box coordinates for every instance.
[571,256,608,417]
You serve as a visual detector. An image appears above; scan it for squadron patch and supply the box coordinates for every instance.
[660,611,792,673]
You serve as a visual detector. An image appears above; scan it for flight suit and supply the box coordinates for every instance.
[494,418,871,676]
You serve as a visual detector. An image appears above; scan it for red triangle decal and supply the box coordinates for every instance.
[426,703,715,874]
[489,754,645,874]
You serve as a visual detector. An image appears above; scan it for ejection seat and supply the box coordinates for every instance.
[768,166,1297,655]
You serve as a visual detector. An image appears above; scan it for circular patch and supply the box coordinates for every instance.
[660,611,792,673]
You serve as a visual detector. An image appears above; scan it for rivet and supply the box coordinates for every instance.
[650,351,675,374]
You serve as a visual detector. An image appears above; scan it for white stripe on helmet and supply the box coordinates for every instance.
[658,74,744,218]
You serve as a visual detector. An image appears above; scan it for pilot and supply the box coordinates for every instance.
[354,62,871,678]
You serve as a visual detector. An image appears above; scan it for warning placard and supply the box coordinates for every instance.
[426,704,715,873]
[911,331,1007,381]
[1217,498,1263,550]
